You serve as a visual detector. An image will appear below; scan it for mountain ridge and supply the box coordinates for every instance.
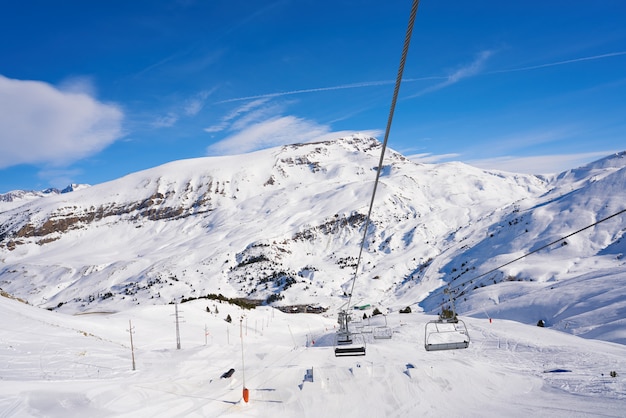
[1,136,624,345]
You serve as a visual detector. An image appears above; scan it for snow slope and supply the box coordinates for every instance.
[0,136,548,312]
[1,296,625,417]
[0,136,625,349]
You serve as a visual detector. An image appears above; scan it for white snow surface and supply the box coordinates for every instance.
[1,296,625,417]
[1,136,626,416]
[0,137,625,343]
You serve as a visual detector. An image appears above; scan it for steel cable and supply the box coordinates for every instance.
[347,0,421,310]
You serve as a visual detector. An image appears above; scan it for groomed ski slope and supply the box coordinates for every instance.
[1,296,624,417]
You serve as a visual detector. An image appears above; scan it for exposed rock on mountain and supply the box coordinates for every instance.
[0,137,624,344]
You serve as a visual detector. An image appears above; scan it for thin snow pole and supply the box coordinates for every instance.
[240,316,249,403]
[128,320,136,371]
[174,303,181,350]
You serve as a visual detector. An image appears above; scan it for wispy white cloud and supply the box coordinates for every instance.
[206,115,331,155]
[466,151,616,175]
[203,122,229,134]
[152,88,216,128]
[482,127,577,155]
[207,117,381,156]
[184,89,214,116]
[408,50,494,98]
[225,98,271,122]
[0,75,124,169]
[204,98,272,133]
[230,102,285,132]
[206,93,381,155]
[406,125,604,173]
[408,150,617,175]
[405,51,625,99]
[152,113,179,128]
[407,153,462,164]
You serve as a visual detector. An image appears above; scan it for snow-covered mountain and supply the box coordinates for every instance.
[1,135,625,345]
[0,184,90,211]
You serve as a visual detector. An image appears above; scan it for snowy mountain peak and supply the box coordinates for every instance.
[553,150,626,187]
[0,140,625,347]
[0,184,91,212]
[0,183,91,201]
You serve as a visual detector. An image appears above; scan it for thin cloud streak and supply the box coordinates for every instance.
[152,113,179,128]
[184,88,216,116]
[217,51,625,105]
[206,115,328,155]
[152,88,217,129]
[489,51,626,75]
[215,50,491,104]
[467,151,617,175]
[409,150,617,175]
[204,98,272,133]
[408,50,494,98]
[481,127,577,156]
[408,153,462,164]
[216,77,443,104]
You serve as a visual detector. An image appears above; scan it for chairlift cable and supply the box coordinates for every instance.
[446,207,626,302]
[423,207,625,350]
[346,0,421,310]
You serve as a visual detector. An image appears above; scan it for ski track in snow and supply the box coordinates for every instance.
[1,297,625,418]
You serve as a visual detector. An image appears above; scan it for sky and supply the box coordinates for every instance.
[1,0,625,193]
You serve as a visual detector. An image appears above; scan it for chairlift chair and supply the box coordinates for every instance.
[373,315,392,340]
[424,316,470,351]
[424,289,470,351]
[334,310,366,357]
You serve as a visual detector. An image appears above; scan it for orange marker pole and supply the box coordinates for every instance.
[243,387,249,403]
[240,316,249,403]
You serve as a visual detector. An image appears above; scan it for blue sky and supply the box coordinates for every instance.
[1,0,625,193]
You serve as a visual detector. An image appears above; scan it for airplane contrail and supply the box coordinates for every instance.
[216,51,625,104]
[216,77,443,104]
[488,51,626,75]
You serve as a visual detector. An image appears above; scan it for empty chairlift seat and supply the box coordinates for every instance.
[424,318,470,351]
[334,332,366,356]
